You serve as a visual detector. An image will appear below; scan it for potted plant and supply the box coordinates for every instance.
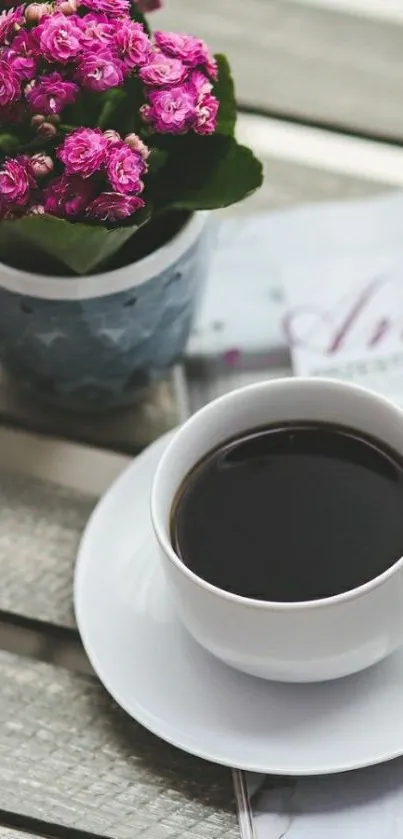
[0,0,262,411]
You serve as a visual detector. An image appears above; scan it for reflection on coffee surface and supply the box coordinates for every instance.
[171,423,403,602]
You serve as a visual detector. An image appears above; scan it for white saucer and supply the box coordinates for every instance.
[75,433,403,776]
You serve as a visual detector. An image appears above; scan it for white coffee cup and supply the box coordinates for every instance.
[151,378,403,682]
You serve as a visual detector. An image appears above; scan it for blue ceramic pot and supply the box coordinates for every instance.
[0,213,211,411]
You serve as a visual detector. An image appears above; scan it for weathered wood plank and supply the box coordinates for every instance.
[0,426,129,496]
[157,0,403,140]
[0,469,93,628]
[0,369,181,457]
[0,651,238,839]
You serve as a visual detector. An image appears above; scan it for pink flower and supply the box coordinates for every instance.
[205,54,218,80]
[0,7,24,46]
[154,31,216,77]
[78,49,125,92]
[9,29,39,59]
[78,13,116,49]
[189,69,213,99]
[194,93,219,134]
[81,0,130,15]
[4,31,38,81]
[106,144,145,194]
[0,60,20,106]
[136,0,163,10]
[141,84,197,133]
[8,54,36,82]
[44,174,96,218]
[26,73,79,115]
[38,13,83,63]
[58,128,108,177]
[0,156,34,206]
[114,20,152,70]
[87,192,144,222]
[139,52,187,86]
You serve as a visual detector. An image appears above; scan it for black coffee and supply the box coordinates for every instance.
[171,423,403,602]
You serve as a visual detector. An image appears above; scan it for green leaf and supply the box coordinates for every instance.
[65,91,102,129]
[148,148,168,176]
[0,134,20,154]
[172,140,262,209]
[213,54,237,137]
[0,213,149,276]
[151,134,263,212]
[97,89,127,129]
[120,76,147,135]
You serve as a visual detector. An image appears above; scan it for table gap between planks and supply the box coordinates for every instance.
[0,1,402,838]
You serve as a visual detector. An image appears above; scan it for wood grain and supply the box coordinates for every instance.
[0,369,181,456]
[0,469,93,627]
[157,0,403,140]
[0,651,238,839]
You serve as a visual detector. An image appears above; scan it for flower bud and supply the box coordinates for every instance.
[37,121,57,138]
[28,205,45,216]
[31,114,45,128]
[25,3,52,24]
[104,130,121,146]
[30,154,54,178]
[124,133,150,159]
[58,0,78,14]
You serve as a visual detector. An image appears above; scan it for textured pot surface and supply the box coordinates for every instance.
[0,213,210,411]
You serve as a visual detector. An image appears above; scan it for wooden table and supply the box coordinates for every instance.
[0,3,402,838]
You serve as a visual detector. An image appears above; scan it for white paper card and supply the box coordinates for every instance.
[282,249,403,403]
[189,193,403,406]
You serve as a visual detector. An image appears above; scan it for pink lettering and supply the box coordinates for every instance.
[327,277,384,354]
[284,276,390,355]
[368,318,390,347]
[283,306,332,350]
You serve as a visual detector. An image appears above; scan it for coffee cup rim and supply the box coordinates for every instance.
[151,378,403,611]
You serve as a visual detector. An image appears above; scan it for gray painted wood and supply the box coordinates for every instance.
[0,370,181,456]
[0,469,93,627]
[0,650,238,839]
[157,0,403,139]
